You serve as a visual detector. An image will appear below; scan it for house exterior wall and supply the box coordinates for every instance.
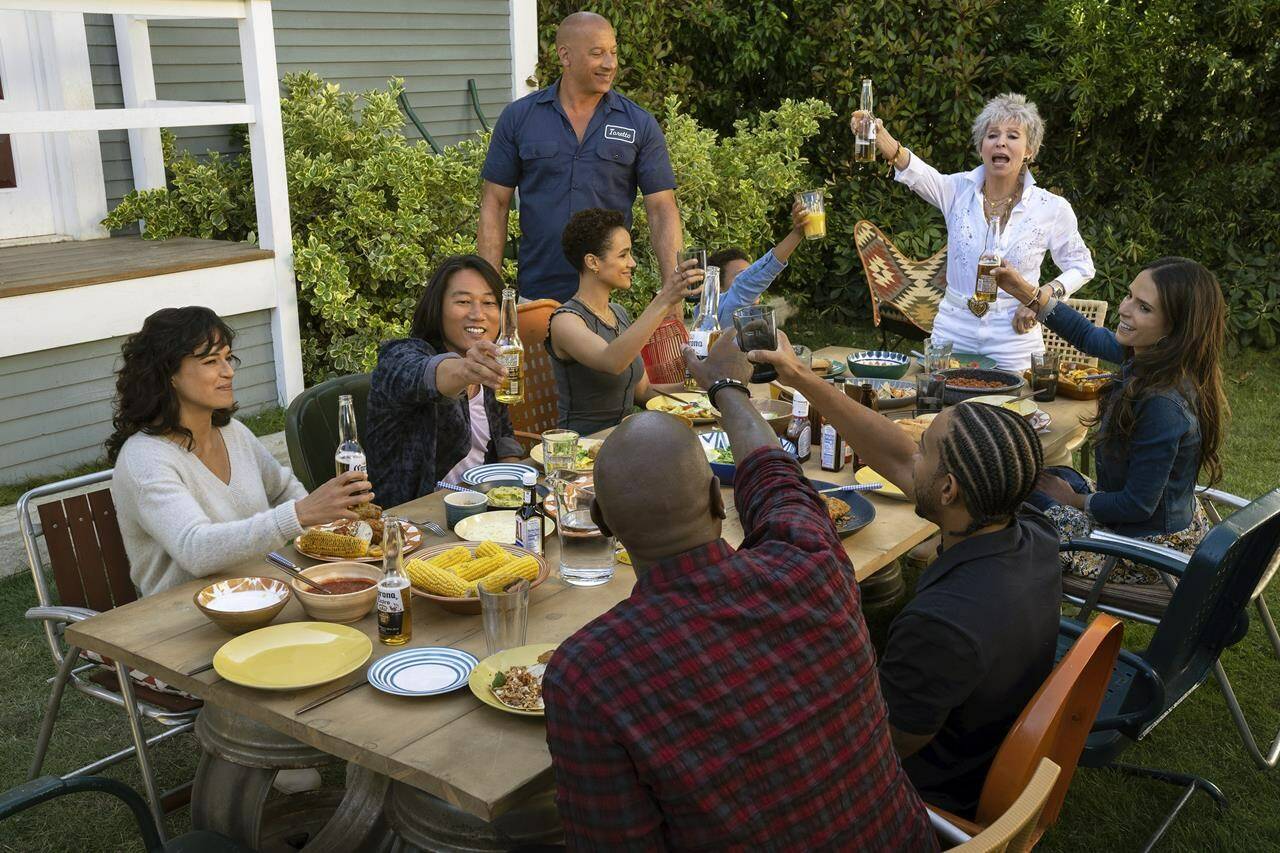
[86,0,516,210]
[0,309,277,483]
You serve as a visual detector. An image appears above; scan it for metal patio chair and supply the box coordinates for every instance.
[284,372,371,492]
[1055,486,1280,851]
[19,471,200,840]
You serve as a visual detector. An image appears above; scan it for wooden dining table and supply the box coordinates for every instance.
[64,346,1097,850]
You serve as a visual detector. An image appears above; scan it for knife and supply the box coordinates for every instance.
[295,675,369,714]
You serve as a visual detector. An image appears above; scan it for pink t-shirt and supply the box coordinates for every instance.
[443,389,491,484]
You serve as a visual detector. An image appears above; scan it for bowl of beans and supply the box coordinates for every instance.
[939,368,1025,405]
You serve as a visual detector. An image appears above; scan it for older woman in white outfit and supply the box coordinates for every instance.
[853,94,1095,371]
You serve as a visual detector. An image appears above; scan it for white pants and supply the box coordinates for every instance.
[931,290,1045,372]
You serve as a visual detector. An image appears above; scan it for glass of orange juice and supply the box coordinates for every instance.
[796,190,826,240]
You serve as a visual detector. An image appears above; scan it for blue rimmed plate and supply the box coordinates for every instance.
[367,647,478,697]
[808,479,877,537]
[461,463,538,487]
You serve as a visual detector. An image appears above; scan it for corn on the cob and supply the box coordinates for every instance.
[426,546,472,570]
[452,553,510,582]
[299,529,368,558]
[477,556,540,592]
[474,541,507,560]
[406,560,473,597]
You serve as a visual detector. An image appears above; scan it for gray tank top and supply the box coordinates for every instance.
[546,298,644,435]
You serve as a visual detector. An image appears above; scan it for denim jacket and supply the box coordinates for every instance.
[716,250,787,329]
[367,338,523,507]
[1043,302,1200,537]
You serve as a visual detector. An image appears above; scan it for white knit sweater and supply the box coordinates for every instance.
[111,419,308,596]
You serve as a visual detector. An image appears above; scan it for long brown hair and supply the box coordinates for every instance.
[1090,257,1228,485]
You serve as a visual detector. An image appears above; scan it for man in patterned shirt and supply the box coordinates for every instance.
[541,333,935,850]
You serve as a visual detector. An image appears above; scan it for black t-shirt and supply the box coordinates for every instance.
[878,506,1062,815]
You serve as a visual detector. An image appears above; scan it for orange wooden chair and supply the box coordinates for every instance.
[933,759,1062,852]
[510,299,560,450]
[928,614,1123,850]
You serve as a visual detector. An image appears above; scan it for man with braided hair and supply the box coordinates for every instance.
[753,333,1061,817]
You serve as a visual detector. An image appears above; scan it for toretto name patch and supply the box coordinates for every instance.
[604,125,636,144]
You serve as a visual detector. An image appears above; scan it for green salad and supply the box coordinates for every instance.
[714,448,734,464]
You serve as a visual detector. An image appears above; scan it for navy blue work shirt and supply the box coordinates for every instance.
[481,80,676,303]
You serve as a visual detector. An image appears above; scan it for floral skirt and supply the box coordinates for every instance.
[1041,481,1213,584]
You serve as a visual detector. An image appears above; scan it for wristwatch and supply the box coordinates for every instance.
[1049,280,1066,301]
[706,377,751,409]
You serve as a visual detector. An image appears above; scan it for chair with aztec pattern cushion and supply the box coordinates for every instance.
[854,220,947,349]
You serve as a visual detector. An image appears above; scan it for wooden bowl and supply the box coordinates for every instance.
[751,398,792,436]
[408,543,549,615]
[194,577,291,634]
[289,562,381,624]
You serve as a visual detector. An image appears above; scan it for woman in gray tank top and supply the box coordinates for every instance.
[546,208,701,435]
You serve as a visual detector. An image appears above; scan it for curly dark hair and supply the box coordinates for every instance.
[408,255,504,350]
[1089,256,1228,486]
[561,208,627,274]
[105,307,238,463]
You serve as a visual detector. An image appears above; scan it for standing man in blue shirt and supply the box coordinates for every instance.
[477,12,683,304]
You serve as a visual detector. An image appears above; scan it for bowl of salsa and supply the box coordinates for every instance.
[289,562,381,624]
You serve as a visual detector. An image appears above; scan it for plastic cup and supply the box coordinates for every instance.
[796,190,826,240]
[478,579,529,656]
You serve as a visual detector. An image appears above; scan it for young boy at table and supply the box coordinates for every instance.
[541,335,936,850]
[750,333,1061,817]
[709,197,811,329]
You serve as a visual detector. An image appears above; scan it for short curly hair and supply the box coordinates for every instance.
[562,208,627,274]
[971,93,1045,159]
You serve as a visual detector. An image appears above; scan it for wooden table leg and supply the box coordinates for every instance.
[383,777,562,851]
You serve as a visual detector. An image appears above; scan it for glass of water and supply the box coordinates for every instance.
[678,247,707,304]
[923,338,953,373]
[555,483,616,587]
[541,429,579,477]
[915,372,946,415]
[478,579,529,656]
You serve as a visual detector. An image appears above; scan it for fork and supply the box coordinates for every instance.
[419,520,447,537]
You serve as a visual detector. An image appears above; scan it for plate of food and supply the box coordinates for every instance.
[939,368,1024,405]
[453,510,555,545]
[891,413,937,444]
[871,379,917,410]
[854,466,909,501]
[406,541,549,614]
[294,516,422,563]
[964,394,1039,418]
[1057,362,1114,400]
[646,392,718,423]
[529,437,604,472]
[469,643,558,716]
[809,356,847,380]
[808,479,877,537]
[946,352,999,370]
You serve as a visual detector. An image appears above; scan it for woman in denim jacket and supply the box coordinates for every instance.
[994,257,1228,587]
[367,255,525,506]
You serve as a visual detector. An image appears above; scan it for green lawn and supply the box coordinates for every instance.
[1,334,1277,850]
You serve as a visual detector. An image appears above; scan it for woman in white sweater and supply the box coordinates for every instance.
[108,307,370,596]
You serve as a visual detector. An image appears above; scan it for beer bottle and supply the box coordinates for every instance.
[377,515,413,646]
[685,267,722,389]
[785,392,812,463]
[495,287,524,404]
[841,379,857,465]
[852,383,879,470]
[334,394,366,477]
[514,471,545,556]
[974,216,1001,305]
[855,78,877,162]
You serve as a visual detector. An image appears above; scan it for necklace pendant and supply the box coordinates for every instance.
[967,298,990,318]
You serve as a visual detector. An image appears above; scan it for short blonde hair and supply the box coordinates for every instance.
[971,93,1044,159]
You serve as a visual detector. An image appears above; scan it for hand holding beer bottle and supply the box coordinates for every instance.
[850,110,902,166]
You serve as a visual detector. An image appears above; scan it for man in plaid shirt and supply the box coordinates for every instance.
[541,333,935,850]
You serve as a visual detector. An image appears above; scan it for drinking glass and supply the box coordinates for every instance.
[678,247,707,303]
[915,372,946,415]
[796,190,826,240]
[792,344,813,369]
[923,337,953,373]
[732,305,778,384]
[1031,353,1060,403]
[478,579,529,656]
[555,483,616,587]
[541,429,579,477]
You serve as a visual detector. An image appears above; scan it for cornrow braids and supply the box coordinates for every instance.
[937,403,1044,536]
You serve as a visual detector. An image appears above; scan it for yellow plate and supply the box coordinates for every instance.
[212,622,372,691]
[964,394,1039,418]
[468,643,558,717]
[528,438,603,472]
[855,466,909,501]
[453,510,556,545]
[645,392,718,423]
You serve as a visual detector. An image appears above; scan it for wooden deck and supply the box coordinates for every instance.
[0,236,274,299]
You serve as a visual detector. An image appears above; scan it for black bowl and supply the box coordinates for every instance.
[939,368,1025,406]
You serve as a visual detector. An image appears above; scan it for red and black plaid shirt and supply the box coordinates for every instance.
[543,447,935,851]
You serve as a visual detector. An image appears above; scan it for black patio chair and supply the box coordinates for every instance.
[1054,486,1280,852]
[0,775,251,853]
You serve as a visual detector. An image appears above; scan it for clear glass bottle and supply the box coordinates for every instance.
[377,516,413,646]
[855,78,877,162]
[495,286,524,404]
[974,216,1002,304]
[334,393,367,477]
[685,266,721,389]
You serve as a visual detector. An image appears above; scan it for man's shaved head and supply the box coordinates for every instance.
[555,12,618,97]
[556,11,613,47]
[592,412,724,569]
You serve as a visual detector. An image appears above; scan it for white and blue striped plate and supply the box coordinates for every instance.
[461,463,539,487]
[367,647,478,697]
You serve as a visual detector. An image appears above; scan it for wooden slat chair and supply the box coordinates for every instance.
[927,614,1123,849]
[932,760,1062,852]
[509,299,561,451]
[19,471,199,834]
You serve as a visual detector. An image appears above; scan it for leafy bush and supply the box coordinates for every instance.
[537,0,1280,349]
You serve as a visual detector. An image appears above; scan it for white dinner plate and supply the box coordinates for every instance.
[461,463,538,486]
[367,647,478,697]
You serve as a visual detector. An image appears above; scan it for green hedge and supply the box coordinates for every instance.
[536,0,1280,349]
